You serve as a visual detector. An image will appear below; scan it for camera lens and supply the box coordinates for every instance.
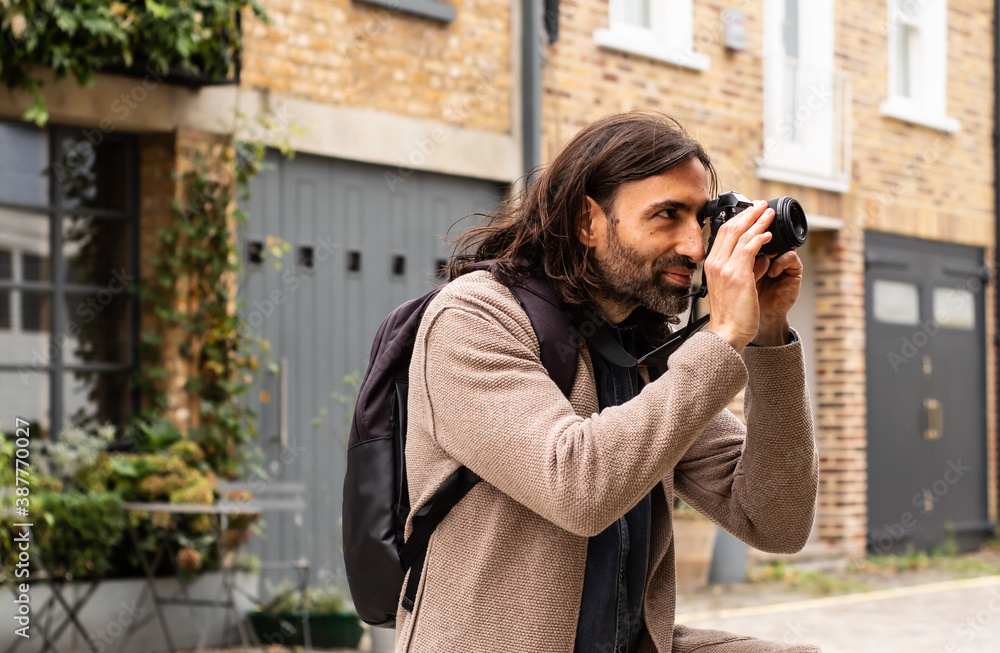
[763,196,808,256]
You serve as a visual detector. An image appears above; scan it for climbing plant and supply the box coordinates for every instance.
[135,112,294,480]
[0,0,268,125]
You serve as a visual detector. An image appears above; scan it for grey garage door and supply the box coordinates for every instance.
[865,232,991,554]
[240,152,503,592]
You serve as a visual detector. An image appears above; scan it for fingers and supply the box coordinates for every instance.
[709,201,771,261]
[711,202,766,258]
[753,254,771,282]
[765,252,803,279]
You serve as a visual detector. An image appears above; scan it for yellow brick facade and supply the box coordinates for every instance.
[240,0,514,134]
[543,0,996,559]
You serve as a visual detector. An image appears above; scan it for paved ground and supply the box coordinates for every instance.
[210,551,1000,652]
[676,575,1000,652]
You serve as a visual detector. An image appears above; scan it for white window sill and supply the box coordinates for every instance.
[808,215,845,231]
[756,163,851,194]
[593,28,710,71]
[879,98,961,134]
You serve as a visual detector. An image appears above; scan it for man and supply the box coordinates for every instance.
[398,113,820,652]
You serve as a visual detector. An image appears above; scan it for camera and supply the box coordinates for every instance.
[702,191,808,257]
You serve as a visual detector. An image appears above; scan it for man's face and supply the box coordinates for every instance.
[581,158,711,319]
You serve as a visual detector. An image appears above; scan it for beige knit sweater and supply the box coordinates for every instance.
[397,271,819,652]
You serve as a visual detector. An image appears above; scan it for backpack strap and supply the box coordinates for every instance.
[508,276,579,398]
[463,260,579,396]
[399,466,480,611]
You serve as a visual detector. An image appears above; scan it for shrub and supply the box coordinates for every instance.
[30,491,126,579]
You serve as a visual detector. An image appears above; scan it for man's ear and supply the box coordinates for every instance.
[578,196,608,248]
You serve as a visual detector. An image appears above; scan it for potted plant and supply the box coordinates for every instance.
[248,582,364,648]
[672,497,719,591]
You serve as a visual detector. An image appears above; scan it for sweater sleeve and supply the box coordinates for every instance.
[417,298,749,538]
[672,333,819,554]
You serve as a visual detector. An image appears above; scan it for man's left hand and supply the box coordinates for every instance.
[750,251,803,346]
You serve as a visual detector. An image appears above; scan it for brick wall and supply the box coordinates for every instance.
[138,133,183,423]
[543,0,995,559]
[138,129,236,430]
[240,0,513,134]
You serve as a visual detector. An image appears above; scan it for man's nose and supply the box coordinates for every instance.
[675,223,706,263]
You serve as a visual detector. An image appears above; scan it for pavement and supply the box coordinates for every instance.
[213,555,1000,652]
[675,575,1000,653]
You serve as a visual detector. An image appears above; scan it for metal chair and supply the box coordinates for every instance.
[216,480,312,649]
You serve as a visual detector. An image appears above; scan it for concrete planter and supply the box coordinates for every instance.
[0,572,258,653]
[672,512,718,591]
[708,526,749,585]
[369,625,397,653]
[246,611,364,648]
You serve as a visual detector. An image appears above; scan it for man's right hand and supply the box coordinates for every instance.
[704,201,775,352]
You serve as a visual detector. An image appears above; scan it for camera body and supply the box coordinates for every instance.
[702,191,808,258]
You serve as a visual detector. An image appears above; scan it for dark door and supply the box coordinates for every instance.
[240,152,503,591]
[865,232,991,553]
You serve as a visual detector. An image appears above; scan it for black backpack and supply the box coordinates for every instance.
[342,262,580,627]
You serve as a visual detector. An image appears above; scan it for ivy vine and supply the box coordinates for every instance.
[136,113,293,480]
[0,0,268,125]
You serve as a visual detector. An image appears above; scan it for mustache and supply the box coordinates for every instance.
[652,253,698,274]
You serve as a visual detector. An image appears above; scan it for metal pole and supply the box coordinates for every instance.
[993,0,1000,529]
[522,0,543,178]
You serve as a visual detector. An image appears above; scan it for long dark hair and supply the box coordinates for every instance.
[447,112,717,322]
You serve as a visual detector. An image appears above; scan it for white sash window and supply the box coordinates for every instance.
[880,0,959,132]
[758,0,852,192]
[594,0,710,71]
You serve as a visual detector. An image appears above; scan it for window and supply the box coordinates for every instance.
[873,280,920,325]
[758,0,851,192]
[593,0,710,71]
[880,0,959,132]
[0,122,138,438]
[352,0,455,23]
[933,287,975,330]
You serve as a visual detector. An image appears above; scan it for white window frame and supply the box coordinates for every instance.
[880,0,960,133]
[593,0,710,71]
[758,0,851,192]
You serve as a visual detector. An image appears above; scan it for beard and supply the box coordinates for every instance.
[595,218,697,320]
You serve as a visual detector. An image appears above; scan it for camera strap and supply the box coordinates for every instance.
[635,268,711,368]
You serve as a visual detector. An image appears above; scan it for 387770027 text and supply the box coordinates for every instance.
[10,417,34,640]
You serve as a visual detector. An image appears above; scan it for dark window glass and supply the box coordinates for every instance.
[22,252,50,283]
[64,216,132,285]
[248,241,264,265]
[0,249,9,327]
[21,290,51,333]
[0,290,10,329]
[0,123,49,207]
[0,127,135,435]
[56,135,131,212]
[64,371,130,430]
[64,291,131,364]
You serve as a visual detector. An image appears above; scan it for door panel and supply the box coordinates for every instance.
[865,233,990,554]
[241,152,504,592]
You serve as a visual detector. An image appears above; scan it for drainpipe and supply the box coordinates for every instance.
[522,0,544,177]
[994,0,1000,528]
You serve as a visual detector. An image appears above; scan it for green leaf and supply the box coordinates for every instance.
[145,0,172,20]
[110,457,138,478]
[52,8,79,35]
[20,90,48,126]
